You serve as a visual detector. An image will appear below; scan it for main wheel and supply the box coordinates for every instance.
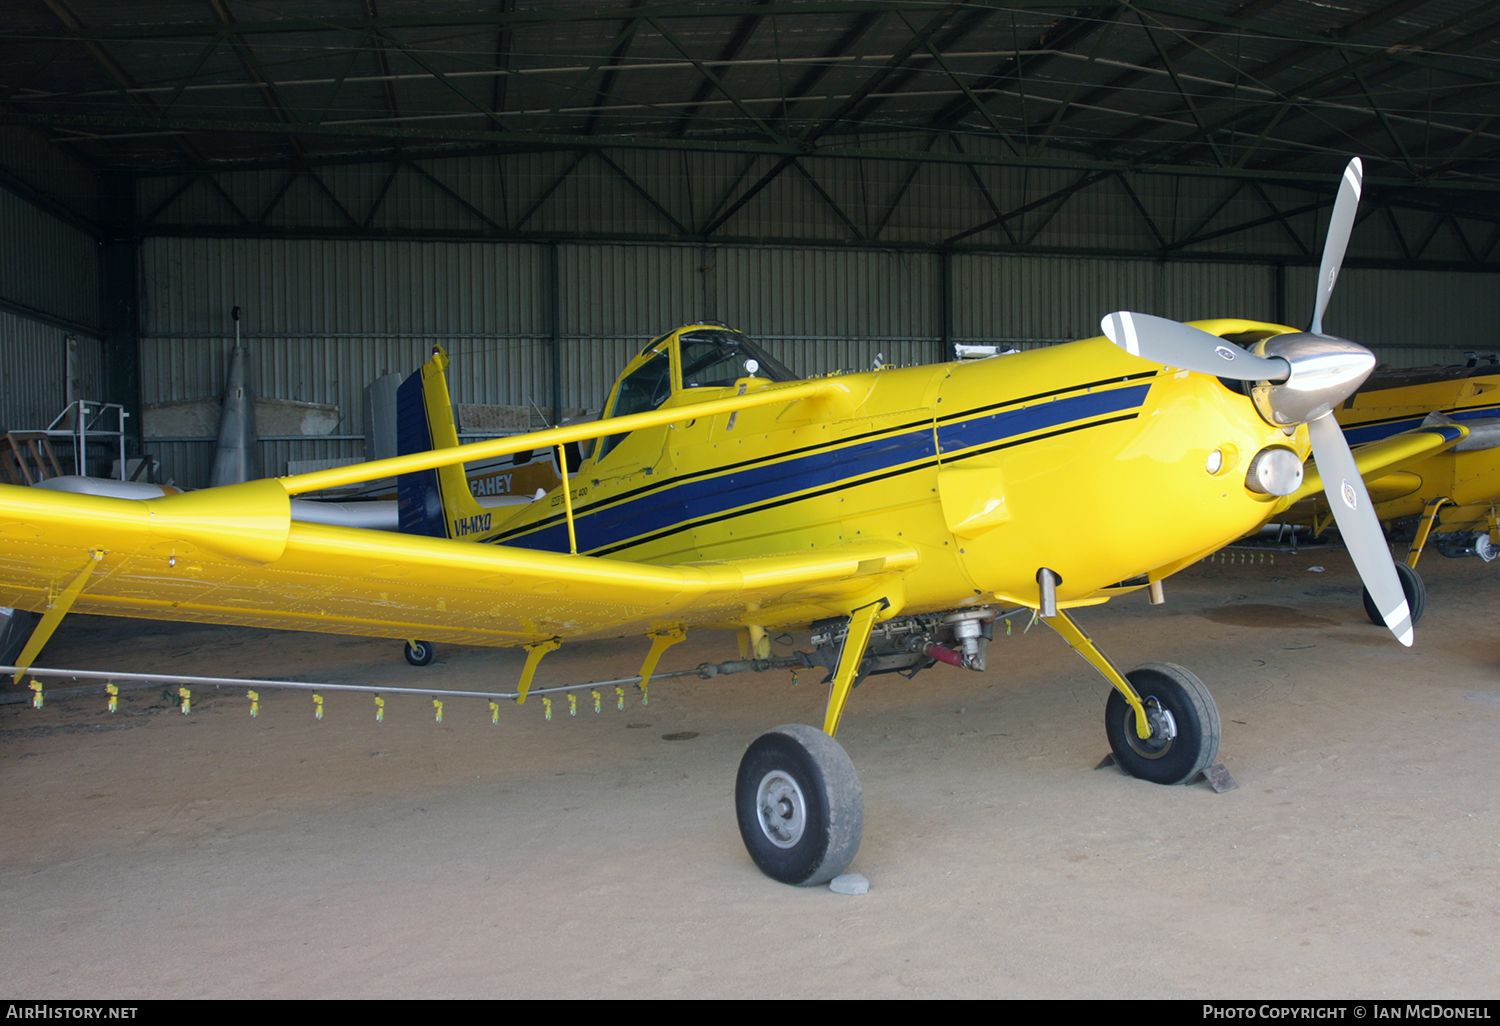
[1362,561,1425,627]
[404,640,436,666]
[735,724,863,886]
[1104,663,1221,786]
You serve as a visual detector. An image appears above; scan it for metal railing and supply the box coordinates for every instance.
[43,400,131,479]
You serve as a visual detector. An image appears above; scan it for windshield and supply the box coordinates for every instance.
[679,328,797,387]
[591,328,800,465]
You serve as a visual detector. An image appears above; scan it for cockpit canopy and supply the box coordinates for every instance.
[592,326,797,462]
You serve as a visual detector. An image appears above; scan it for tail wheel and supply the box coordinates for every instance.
[1362,561,1425,627]
[735,724,863,886]
[1104,663,1221,786]
[404,640,436,666]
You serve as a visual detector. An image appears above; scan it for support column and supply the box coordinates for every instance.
[1274,262,1287,327]
[938,248,952,364]
[99,170,140,457]
[700,243,717,322]
[548,240,562,428]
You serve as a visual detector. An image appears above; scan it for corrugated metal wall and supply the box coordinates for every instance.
[560,243,700,409]
[1286,267,1500,367]
[719,247,939,372]
[0,182,104,448]
[139,236,551,486]
[955,254,1157,344]
[136,240,1500,488]
[0,185,99,332]
[954,256,1277,345]
[0,307,66,433]
[0,307,105,434]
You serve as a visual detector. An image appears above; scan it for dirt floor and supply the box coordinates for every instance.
[2,546,1498,999]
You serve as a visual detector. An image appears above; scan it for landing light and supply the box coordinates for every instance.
[1245,446,1304,496]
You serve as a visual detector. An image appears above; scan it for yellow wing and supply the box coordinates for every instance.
[1283,422,1468,506]
[0,478,916,648]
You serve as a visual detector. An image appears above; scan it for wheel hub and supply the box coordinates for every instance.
[1125,696,1177,760]
[755,770,807,849]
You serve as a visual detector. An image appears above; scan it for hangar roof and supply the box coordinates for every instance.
[1,1,1497,252]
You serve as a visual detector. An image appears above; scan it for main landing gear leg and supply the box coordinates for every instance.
[735,598,885,886]
[1043,607,1221,787]
[1405,497,1448,571]
[821,598,885,738]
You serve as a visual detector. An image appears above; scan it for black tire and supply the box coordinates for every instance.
[1104,663,1221,786]
[0,609,40,666]
[1362,561,1425,627]
[404,640,436,666]
[735,724,863,886]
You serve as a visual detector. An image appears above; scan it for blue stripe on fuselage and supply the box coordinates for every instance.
[935,384,1150,456]
[509,382,1152,554]
[1342,404,1500,445]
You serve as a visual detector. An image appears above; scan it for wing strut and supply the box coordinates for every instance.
[11,551,102,684]
[557,442,578,554]
[1405,498,1449,570]
[821,598,888,738]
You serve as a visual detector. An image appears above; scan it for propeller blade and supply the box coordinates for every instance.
[1309,157,1362,336]
[1100,311,1289,382]
[1306,413,1413,646]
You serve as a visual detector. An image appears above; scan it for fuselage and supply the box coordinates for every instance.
[473,324,1306,621]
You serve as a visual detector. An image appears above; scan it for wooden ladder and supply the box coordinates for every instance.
[0,432,64,486]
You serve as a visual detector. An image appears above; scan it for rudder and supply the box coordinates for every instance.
[395,345,493,539]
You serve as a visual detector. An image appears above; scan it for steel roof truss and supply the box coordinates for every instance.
[596,150,689,234]
[514,150,588,231]
[648,15,784,144]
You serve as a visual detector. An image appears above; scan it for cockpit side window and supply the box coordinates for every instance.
[596,347,673,462]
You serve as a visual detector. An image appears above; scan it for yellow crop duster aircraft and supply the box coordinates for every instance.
[1283,360,1500,625]
[0,159,1454,886]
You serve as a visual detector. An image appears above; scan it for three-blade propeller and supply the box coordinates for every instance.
[1100,157,1413,647]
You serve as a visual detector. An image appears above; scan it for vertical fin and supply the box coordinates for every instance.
[395,345,494,539]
